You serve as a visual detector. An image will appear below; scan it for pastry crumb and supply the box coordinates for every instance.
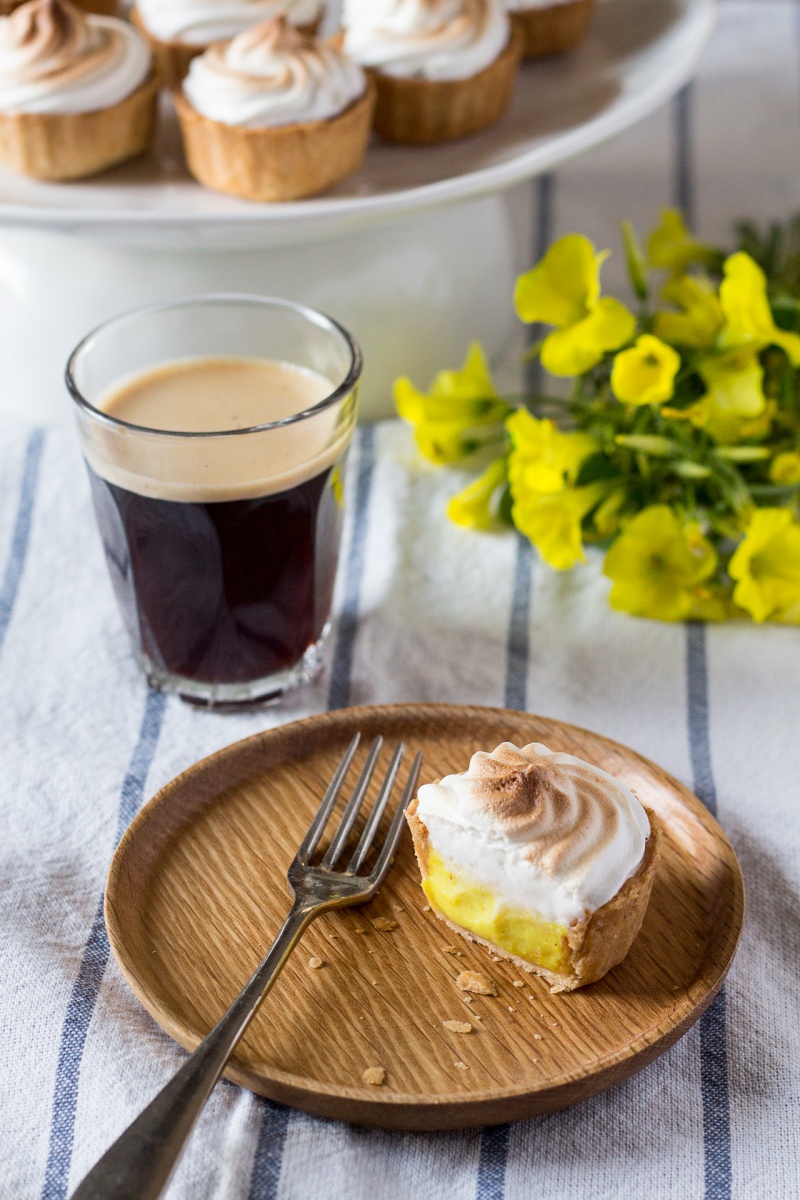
[454,1060,469,1071]
[512,980,524,989]
[443,945,463,957]
[371,918,398,932]
[354,928,368,935]
[461,995,473,1004]
[489,955,501,962]
[456,970,497,996]
[423,905,431,912]
[533,1033,542,1041]
[308,956,324,970]
[362,1067,385,1087]
[443,1020,472,1034]
[508,1006,515,1013]
[393,905,406,913]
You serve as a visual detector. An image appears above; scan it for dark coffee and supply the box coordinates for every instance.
[88,459,344,686]
[85,355,348,694]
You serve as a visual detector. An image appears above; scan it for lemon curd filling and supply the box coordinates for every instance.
[422,850,573,974]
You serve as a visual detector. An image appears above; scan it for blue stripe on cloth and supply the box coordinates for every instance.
[687,624,731,1200]
[0,429,45,654]
[477,171,551,1200]
[249,425,378,1198]
[504,537,534,712]
[674,82,696,222]
[675,75,733,1200]
[327,424,378,711]
[41,688,167,1200]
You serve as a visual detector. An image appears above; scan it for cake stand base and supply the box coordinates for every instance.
[0,186,532,427]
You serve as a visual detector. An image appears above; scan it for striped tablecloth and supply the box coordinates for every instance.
[3,3,800,1197]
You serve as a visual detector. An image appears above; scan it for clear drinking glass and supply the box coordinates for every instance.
[67,295,361,709]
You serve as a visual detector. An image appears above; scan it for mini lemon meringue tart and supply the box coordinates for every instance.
[0,0,157,180]
[505,0,595,59]
[131,0,323,88]
[175,16,374,201]
[342,0,522,144]
[406,742,660,992]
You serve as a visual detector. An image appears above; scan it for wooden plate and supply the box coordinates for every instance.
[106,704,744,1130]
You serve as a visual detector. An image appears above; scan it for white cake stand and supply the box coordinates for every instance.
[0,0,715,424]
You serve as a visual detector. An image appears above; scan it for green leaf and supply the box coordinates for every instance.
[621,220,649,302]
[673,460,713,479]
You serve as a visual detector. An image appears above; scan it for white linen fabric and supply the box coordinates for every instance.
[1,4,800,1198]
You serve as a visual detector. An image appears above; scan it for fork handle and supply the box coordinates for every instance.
[71,900,318,1200]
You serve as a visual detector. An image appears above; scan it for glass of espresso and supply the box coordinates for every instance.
[67,295,361,709]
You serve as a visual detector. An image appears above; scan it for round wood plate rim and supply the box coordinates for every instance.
[106,703,745,1128]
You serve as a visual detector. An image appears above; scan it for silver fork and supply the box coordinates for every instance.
[72,734,422,1200]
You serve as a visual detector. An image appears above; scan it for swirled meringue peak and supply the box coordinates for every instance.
[342,0,510,82]
[415,742,651,925]
[182,16,366,127]
[0,0,151,114]
[135,0,322,49]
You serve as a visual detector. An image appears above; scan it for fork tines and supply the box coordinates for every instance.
[296,734,421,880]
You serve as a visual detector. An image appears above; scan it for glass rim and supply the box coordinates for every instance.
[65,293,363,440]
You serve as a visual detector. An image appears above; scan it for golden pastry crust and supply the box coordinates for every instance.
[131,6,322,89]
[0,70,159,180]
[406,793,661,993]
[511,0,595,59]
[174,77,375,202]
[366,22,522,145]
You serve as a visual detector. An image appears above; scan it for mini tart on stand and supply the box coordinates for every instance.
[342,0,521,145]
[508,0,595,58]
[131,0,323,89]
[406,742,661,992]
[175,17,375,202]
[0,0,157,180]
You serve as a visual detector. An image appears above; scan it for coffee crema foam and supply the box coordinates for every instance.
[415,742,651,924]
[82,355,350,504]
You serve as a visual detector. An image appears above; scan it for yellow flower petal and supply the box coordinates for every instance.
[447,459,508,530]
[603,505,717,621]
[770,451,800,485]
[514,234,606,329]
[647,209,716,274]
[540,297,637,377]
[512,484,605,571]
[654,275,724,348]
[719,251,800,365]
[729,508,800,622]
[394,343,511,464]
[682,348,769,443]
[610,334,681,406]
[507,410,597,493]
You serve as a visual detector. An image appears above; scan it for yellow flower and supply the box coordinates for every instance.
[647,209,716,274]
[603,506,718,621]
[447,459,508,530]
[514,234,636,376]
[770,451,800,485]
[729,508,800,623]
[668,348,770,444]
[610,334,681,406]
[719,251,800,365]
[507,409,596,494]
[654,275,724,348]
[512,483,607,571]
[394,343,511,465]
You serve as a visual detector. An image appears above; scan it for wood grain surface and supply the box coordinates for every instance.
[105,704,744,1130]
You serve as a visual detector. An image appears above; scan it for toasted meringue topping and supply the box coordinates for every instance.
[342,0,510,82]
[415,742,651,924]
[182,16,366,127]
[134,0,322,48]
[0,0,151,113]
